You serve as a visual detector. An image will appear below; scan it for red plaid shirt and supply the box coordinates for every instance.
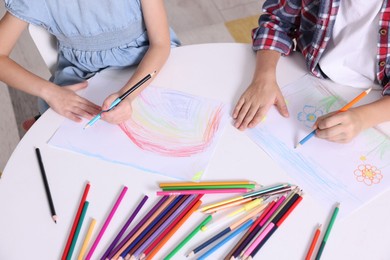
[253,0,390,95]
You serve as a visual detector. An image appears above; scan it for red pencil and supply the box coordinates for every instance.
[61,182,91,260]
[140,195,203,259]
[305,224,322,260]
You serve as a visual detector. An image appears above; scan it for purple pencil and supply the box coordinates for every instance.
[86,186,128,260]
[131,195,196,259]
[101,195,149,259]
[107,196,169,259]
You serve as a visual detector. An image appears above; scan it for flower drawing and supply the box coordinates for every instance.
[354,164,383,186]
[298,105,324,128]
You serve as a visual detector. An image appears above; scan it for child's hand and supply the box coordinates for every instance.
[233,79,289,130]
[46,81,101,122]
[314,109,364,143]
[100,92,133,124]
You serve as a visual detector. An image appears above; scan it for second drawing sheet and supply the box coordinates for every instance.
[247,75,390,219]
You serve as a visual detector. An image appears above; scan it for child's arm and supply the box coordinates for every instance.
[101,0,171,124]
[0,12,100,122]
[233,50,287,130]
[314,96,390,143]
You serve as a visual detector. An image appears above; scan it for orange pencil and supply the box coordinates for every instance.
[144,200,202,260]
[296,87,372,148]
[112,196,176,259]
[305,224,322,260]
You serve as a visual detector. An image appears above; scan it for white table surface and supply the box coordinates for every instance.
[1,43,389,260]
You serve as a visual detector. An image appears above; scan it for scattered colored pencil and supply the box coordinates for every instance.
[201,198,264,232]
[295,88,372,148]
[305,224,322,260]
[67,201,89,260]
[165,215,212,260]
[61,182,91,260]
[35,147,57,223]
[78,218,96,260]
[162,184,256,190]
[156,188,250,196]
[159,181,256,187]
[108,196,169,259]
[101,195,149,259]
[85,186,128,260]
[200,183,290,212]
[140,195,203,259]
[132,195,197,259]
[315,203,340,260]
[203,198,253,214]
[198,219,254,260]
[112,196,177,259]
[143,199,202,260]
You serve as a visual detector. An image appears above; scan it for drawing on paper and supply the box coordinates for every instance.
[119,88,225,157]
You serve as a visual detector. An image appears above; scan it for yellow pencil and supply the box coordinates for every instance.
[159,181,256,187]
[78,218,96,260]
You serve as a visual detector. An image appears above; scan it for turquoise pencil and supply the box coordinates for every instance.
[67,201,89,260]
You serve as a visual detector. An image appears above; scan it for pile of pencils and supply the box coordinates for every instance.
[60,181,303,260]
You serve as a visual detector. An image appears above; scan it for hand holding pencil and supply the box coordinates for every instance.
[296,88,372,147]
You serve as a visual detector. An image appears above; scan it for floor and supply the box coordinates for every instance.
[0,0,264,171]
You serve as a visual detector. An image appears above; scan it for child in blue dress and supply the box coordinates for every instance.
[0,0,180,127]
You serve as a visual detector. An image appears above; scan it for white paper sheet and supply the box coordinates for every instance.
[48,70,228,181]
[247,75,390,218]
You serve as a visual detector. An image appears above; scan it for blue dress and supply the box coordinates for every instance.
[4,0,180,112]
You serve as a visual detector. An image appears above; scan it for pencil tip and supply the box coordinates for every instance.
[187,251,194,257]
[366,87,372,94]
[294,143,301,149]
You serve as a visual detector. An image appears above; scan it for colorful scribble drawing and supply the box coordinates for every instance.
[48,85,228,181]
[119,88,224,157]
[246,74,390,218]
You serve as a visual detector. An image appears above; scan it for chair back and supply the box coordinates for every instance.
[28,24,58,74]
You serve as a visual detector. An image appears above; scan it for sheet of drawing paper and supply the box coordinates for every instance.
[247,75,390,218]
[48,70,228,181]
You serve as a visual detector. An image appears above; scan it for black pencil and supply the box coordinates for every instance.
[35,147,57,223]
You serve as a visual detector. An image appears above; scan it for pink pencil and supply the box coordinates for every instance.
[156,188,250,196]
[85,186,128,260]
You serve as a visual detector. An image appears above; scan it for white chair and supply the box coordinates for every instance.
[28,24,58,74]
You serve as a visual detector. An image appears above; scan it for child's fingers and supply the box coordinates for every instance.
[233,98,245,119]
[275,94,289,117]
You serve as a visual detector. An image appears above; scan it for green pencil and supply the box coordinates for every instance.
[162,184,256,190]
[315,203,340,260]
[67,201,89,260]
[164,215,212,260]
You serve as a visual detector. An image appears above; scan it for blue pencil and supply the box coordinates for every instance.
[197,219,254,260]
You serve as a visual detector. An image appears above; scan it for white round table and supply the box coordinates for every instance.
[1,43,389,259]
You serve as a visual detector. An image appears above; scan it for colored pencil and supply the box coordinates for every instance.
[131,195,196,259]
[61,182,91,260]
[295,88,372,148]
[112,196,177,259]
[85,186,128,260]
[226,200,276,260]
[67,201,89,260]
[140,195,203,259]
[188,203,267,257]
[238,194,287,258]
[198,219,254,260]
[200,183,290,212]
[202,198,263,232]
[315,203,340,260]
[124,196,188,258]
[156,188,250,196]
[84,71,156,129]
[159,181,256,187]
[143,199,202,260]
[108,196,169,259]
[101,195,148,259]
[243,191,301,259]
[248,194,303,259]
[162,184,256,190]
[35,147,57,223]
[78,218,96,260]
[165,215,212,260]
[203,197,254,214]
[305,224,322,260]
